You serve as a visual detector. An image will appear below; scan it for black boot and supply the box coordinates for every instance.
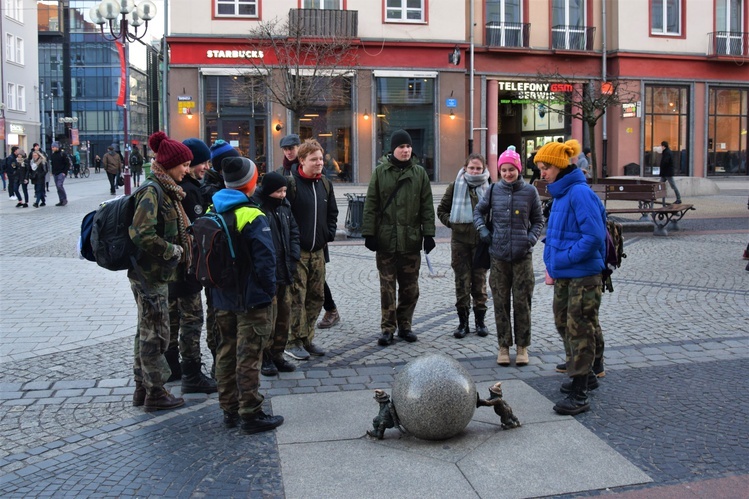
[474,308,489,337]
[560,370,599,393]
[240,411,284,434]
[553,375,590,415]
[377,331,394,346]
[273,355,297,373]
[181,359,218,394]
[261,352,279,376]
[164,348,182,382]
[453,307,470,338]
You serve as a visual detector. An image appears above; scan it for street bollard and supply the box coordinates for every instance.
[123,166,132,195]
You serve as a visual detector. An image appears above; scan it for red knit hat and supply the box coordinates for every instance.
[148,131,193,170]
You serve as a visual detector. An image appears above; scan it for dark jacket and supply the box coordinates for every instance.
[200,168,224,211]
[252,190,301,286]
[169,174,205,298]
[128,176,183,283]
[29,156,48,185]
[288,167,338,252]
[209,189,276,311]
[50,150,69,176]
[129,151,144,174]
[16,157,30,183]
[437,181,484,245]
[361,155,435,253]
[660,146,674,177]
[543,167,606,279]
[474,178,544,263]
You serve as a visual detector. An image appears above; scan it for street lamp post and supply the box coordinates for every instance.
[90,0,156,195]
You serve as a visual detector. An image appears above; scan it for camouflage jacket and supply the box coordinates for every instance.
[127,176,183,283]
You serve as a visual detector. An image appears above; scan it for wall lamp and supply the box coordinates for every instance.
[362,109,369,120]
[186,109,193,120]
[275,122,284,131]
[449,109,455,120]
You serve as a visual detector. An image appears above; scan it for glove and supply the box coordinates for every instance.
[423,236,436,255]
[364,236,378,252]
[479,226,492,244]
[170,244,184,261]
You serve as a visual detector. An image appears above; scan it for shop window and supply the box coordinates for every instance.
[215,0,258,18]
[376,76,435,180]
[707,88,747,175]
[644,85,689,176]
[651,0,683,36]
[385,0,425,23]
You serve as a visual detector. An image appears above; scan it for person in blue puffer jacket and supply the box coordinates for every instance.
[535,139,606,417]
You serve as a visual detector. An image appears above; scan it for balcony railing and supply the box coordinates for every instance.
[707,31,748,57]
[485,22,531,48]
[551,25,595,51]
[289,9,358,38]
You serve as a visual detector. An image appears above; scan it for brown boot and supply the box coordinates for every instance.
[144,387,184,412]
[516,346,529,366]
[132,381,146,407]
[317,309,340,329]
[497,346,510,366]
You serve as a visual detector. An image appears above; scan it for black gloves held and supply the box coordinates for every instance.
[364,236,378,252]
[423,236,436,254]
[479,226,492,244]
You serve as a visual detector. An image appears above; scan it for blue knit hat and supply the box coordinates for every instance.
[209,140,240,172]
[183,138,211,167]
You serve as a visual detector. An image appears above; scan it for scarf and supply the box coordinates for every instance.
[297,165,322,180]
[282,157,297,175]
[150,162,191,268]
[449,168,490,224]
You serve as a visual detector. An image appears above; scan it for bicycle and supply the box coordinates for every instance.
[80,164,90,178]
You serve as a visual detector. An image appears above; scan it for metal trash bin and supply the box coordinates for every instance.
[344,193,366,238]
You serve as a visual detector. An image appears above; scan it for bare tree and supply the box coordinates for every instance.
[240,15,359,131]
[523,70,639,181]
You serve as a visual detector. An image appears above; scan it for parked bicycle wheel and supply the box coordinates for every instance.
[81,167,90,178]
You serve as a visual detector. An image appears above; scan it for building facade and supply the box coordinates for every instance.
[165,0,749,183]
[2,0,41,155]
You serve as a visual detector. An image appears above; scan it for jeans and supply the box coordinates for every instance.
[14,180,28,203]
[107,172,117,194]
[659,176,682,202]
[54,173,67,204]
[34,182,46,205]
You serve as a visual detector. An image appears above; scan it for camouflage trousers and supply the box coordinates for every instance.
[490,254,535,348]
[129,279,171,391]
[451,240,488,310]
[167,291,204,363]
[214,307,271,417]
[267,283,292,358]
[376,251,421,334]
[204,289,218,353]
[553,275,603,377]
[287,249,325,349]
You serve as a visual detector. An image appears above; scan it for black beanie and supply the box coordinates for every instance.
[260,171,288,196]
[390,129,412,152]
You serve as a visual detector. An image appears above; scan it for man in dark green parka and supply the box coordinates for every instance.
[361,130,436,346]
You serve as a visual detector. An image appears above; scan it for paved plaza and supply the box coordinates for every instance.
[0,173,747,498]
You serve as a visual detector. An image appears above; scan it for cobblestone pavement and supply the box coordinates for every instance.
[0,175,747,497]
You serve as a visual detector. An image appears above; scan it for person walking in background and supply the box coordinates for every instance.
[49,142,68,206]
[284,139,338,361]
[29,150,48,207]
[527,148,540,185]
[129,131,193,412]
[474,146,544,367]
[535,139,607,416]
[252,171,301,376]
[102,145,122,195]
[660,141,682,204]
[362,129,436,347]
[72,149,81,178]
[162,138,218,394]
[13,149,29,208]
[577,147,592,179]
[5,146,19,200]
[210,157,283,434]
[129,146,144,187]
[94,154,102,174]
[437,153,491,340]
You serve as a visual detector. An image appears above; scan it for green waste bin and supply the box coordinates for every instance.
[344,193,366,238]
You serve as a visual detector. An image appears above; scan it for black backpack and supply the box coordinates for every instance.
[188,206,254,289]
[80,181,163,270]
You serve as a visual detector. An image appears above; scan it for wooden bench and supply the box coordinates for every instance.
[534,179,695,236]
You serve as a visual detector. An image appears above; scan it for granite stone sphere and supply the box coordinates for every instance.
[392,353,477,440]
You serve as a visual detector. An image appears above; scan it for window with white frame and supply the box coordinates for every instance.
[16,84,25,111]
[15,37,24,65]
[5,33,14,62]
[651,0,682,36]
[6,0,24,21]
[7,83,24,111]
[386,0,425,22]
[215,0,258,17]
[303,0,342,8]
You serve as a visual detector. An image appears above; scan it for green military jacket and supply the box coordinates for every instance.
[436,181,481,246]
[128,176,182,283]
[361,156,435,254]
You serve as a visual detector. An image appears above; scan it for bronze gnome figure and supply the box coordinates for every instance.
[476,382,521,430]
